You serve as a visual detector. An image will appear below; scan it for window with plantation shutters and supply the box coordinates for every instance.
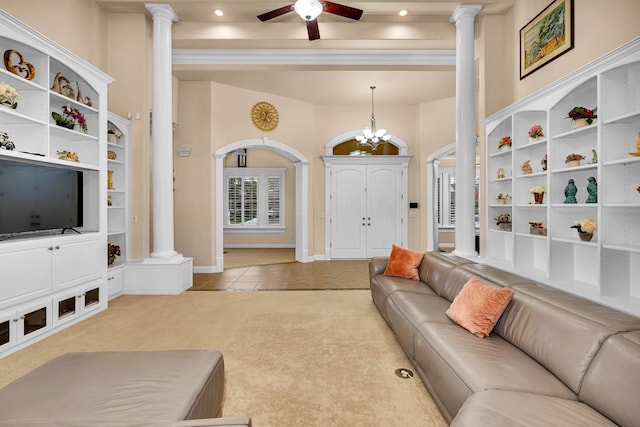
[436,167,480,228]
[224,168,286,231]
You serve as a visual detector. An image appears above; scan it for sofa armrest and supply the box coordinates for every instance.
[369,256,389,278]
[171,417,252,427]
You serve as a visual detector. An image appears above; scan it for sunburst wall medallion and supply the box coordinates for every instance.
[251,101,279,132]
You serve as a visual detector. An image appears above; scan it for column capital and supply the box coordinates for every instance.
[145,3,179,22]
[449,5,482,24]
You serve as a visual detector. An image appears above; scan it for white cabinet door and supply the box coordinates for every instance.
[107,266,124,300]
[330,164,403,259]
[0,241,52,310]
[331,165,368,258]
[52,238,102,291]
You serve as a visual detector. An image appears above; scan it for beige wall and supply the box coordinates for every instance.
[0,0,107,70]
[3,0,638,265]
[106,13,152,259]
[511,0,640,104]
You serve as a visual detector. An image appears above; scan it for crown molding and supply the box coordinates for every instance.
[173,49,456,66]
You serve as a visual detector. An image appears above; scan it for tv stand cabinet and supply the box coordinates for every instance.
[0,11,111,358]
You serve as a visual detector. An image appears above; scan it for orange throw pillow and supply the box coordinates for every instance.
[446,277,515,338]
[383,245,424,281]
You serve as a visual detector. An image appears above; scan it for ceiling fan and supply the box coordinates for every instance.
[257,0,363,41]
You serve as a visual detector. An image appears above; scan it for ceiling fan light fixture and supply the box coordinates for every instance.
[294,0,323,21]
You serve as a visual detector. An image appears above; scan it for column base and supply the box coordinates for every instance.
[124,256,193,295]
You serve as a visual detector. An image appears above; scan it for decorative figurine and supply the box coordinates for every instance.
[586,177,598,203]
[0,131,15,150]
[497,168,506,179]
[521,160,532,175]
[564,179,577,204]
[541,154,547,171]
[591,149,598,164]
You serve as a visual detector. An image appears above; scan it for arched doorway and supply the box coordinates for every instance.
[214,137,310,272]
[322,130,411,259]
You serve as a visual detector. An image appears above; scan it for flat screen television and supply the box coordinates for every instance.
[0,159,83,235]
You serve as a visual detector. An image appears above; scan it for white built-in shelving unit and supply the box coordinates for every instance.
[106,112,130,300]
[484,37,640,316]
[0,11,111,357]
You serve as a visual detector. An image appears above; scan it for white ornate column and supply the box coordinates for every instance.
[450,5,481,259]
[146,3,179,260]
[125,4,192,296]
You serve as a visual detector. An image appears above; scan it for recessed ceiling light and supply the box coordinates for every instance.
[214,9,224,17]
[399,9,408,17]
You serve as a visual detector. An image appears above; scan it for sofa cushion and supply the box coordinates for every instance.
[370,273,437,323]
[494,289,618,394]
[579,332,640,427]
[451,390,616,427]
[418,252,473,297]
[386,291,453,359]
[446,277,514,338]
[383,245,424,280]
[413,322,576,421]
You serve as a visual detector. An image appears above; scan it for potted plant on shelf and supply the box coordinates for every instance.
[495,193,510,204]
[0,82,20,109]
[498,136,512,150]
[495,213,512,232]
[529,124,544,140]
[565,153,585,167]
[566,106,597,129]
[571,219,597,242]
[529,185,546,204]
[529,221,547,236]
[108,243,121,265]
[51,105,87,133]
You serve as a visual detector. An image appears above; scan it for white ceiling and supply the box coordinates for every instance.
[98,0,515,105]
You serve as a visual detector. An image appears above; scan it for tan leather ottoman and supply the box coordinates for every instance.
[0,350,227,426]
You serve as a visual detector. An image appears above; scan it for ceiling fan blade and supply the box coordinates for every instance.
[322,1,363,20]
[307,19,320,40]
[257,4,294,22]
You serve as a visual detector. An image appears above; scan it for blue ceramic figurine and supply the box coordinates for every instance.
[586,177,597,203]
[564,179,577,204]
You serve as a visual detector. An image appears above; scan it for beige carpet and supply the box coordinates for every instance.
[0,291,446,427]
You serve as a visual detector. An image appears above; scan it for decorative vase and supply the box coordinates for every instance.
[108,255,116,265]
[497,199,507,205]
[530,227,547,236]
[573,118,589,129]
[0,98,17,109]
[533,192,544,204]
[529,137,541,143]
[567,159,581,167]
[107,170,114,190]
[498,223,512,232]
[578,231,593,242]
[56,121,75,130]
[108,134,118,143]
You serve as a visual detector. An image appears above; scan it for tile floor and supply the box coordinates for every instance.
[192,260,370,291]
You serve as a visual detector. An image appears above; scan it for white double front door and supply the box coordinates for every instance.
[329,163,405,259]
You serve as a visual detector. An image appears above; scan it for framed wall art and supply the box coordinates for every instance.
[520,0,573,79]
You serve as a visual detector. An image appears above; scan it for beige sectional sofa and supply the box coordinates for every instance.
[0,350,252,427]
[369,251,640,426]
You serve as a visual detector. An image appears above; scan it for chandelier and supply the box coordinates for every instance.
[355,86,391,151]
